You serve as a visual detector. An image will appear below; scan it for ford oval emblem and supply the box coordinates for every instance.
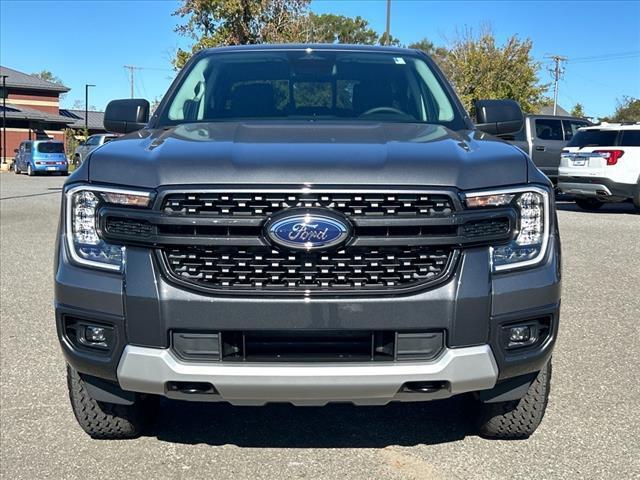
[265,209,351,251]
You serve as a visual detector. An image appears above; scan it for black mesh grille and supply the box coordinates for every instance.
[463,218,510,238]
[105,217,153,237]
[163,191,454,218]
[163,246,455,292]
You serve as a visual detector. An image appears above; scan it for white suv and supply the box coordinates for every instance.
[558,123,640,210]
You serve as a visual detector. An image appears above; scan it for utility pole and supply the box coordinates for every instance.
[385,0,391,45]
[546,55,567,116]
[85,84,95,132]
[123,65,141,99]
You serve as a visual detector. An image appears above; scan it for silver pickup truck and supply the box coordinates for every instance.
[509,115,590,185]
[73,134,118,165]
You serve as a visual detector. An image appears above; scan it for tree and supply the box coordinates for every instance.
[407,38,447,59]
[570,103,586,118]
[32,70,67,99]
[604,96,640,122]
[173,0,311,68]
[435,27,548,114]
[306,13,377,44]
[31,70,65,86]
[71,99,97,111]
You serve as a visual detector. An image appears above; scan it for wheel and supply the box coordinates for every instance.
[27,164,34,176]
[633,187,640,212]
[575,197,604,211]
[67,365,151,439]
[14,163,20,174]
[477,361,551,439]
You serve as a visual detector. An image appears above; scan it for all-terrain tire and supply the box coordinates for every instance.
[67,365,150,439]
[477,361,551,439]
[575,198,604,211]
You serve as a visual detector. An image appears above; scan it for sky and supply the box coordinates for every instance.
[1,0,638,118]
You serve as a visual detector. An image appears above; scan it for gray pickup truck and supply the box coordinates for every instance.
[55,44,560,441]
[509,115,590,184]
[73,133,118,165]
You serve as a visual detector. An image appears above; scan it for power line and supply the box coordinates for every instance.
[123,66,173,99]
[546,55,567,116]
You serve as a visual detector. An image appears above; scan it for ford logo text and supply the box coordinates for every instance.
[265,210,351,251]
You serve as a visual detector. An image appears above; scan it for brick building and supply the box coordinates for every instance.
[0,66,74,164]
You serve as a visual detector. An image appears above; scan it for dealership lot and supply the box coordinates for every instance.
[1,173,638,480]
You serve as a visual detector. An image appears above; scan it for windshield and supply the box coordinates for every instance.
[567,129,619,148]
[157,49,464,128]
[37,142,65,153]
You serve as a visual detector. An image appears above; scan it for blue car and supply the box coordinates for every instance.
[14,140,68,176]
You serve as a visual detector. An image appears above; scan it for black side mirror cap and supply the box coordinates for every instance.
[14,148,19,153]
[104,99,150,134]
[474,99,524,136]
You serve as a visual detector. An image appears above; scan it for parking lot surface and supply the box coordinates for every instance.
[1,173,639,480]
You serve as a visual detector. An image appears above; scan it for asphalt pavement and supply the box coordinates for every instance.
[1,172,639,480]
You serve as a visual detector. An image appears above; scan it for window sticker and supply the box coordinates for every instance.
[393,57,406,65]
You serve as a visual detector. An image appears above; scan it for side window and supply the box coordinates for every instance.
[535,119,563,141]
[512,127,526,142]
[620,130,640,147]
[24,143,32,153]
[563,120,589,141]
[86,136,99,146]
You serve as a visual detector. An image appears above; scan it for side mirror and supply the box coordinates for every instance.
[104,99,150,134]
[14,148,19,153]
[78,140,85,146]
[474,99,524,136]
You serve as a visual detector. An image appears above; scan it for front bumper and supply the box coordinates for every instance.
[55,175,561,404]
[117,344,498,406]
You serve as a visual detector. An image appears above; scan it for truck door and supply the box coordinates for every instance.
[531,118,565,184]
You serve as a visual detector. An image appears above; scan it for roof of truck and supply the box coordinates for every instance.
[202,44,422,55]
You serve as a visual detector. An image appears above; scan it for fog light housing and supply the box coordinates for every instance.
[509,326,531,343]
[85,326,107,343]
[77,323,113,350]
[502,322,539,349]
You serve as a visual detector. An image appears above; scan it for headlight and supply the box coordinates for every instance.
[464,186,550,272]
[65,185,153,271]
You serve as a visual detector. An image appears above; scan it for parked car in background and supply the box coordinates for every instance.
[14,140,68,176]
[508,115,591,185]
[73,134,118,165]
[558,123,640,210]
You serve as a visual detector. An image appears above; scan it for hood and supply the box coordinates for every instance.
[87,122,528,190]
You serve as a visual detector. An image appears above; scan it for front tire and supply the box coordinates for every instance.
[575,197,604,211]
[14,163,20,174]
[477,361,552,439]
[67,365,151,439]
[27,164,34,176]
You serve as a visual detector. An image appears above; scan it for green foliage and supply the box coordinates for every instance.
[307,13,377,44]
[31,70,65,86]
[604,96,640,122]
[570,103,586,118]
[64,128,80,160]
[173,0,311,69]
[435,27,548,114]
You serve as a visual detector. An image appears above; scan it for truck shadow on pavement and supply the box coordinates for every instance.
[145,396,476,447]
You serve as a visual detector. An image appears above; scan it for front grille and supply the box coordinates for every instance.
[171,330,445,362]
[163,191,454,218]
[463,218,510,238]
[105,217,153,237]
[163,245,455,293]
